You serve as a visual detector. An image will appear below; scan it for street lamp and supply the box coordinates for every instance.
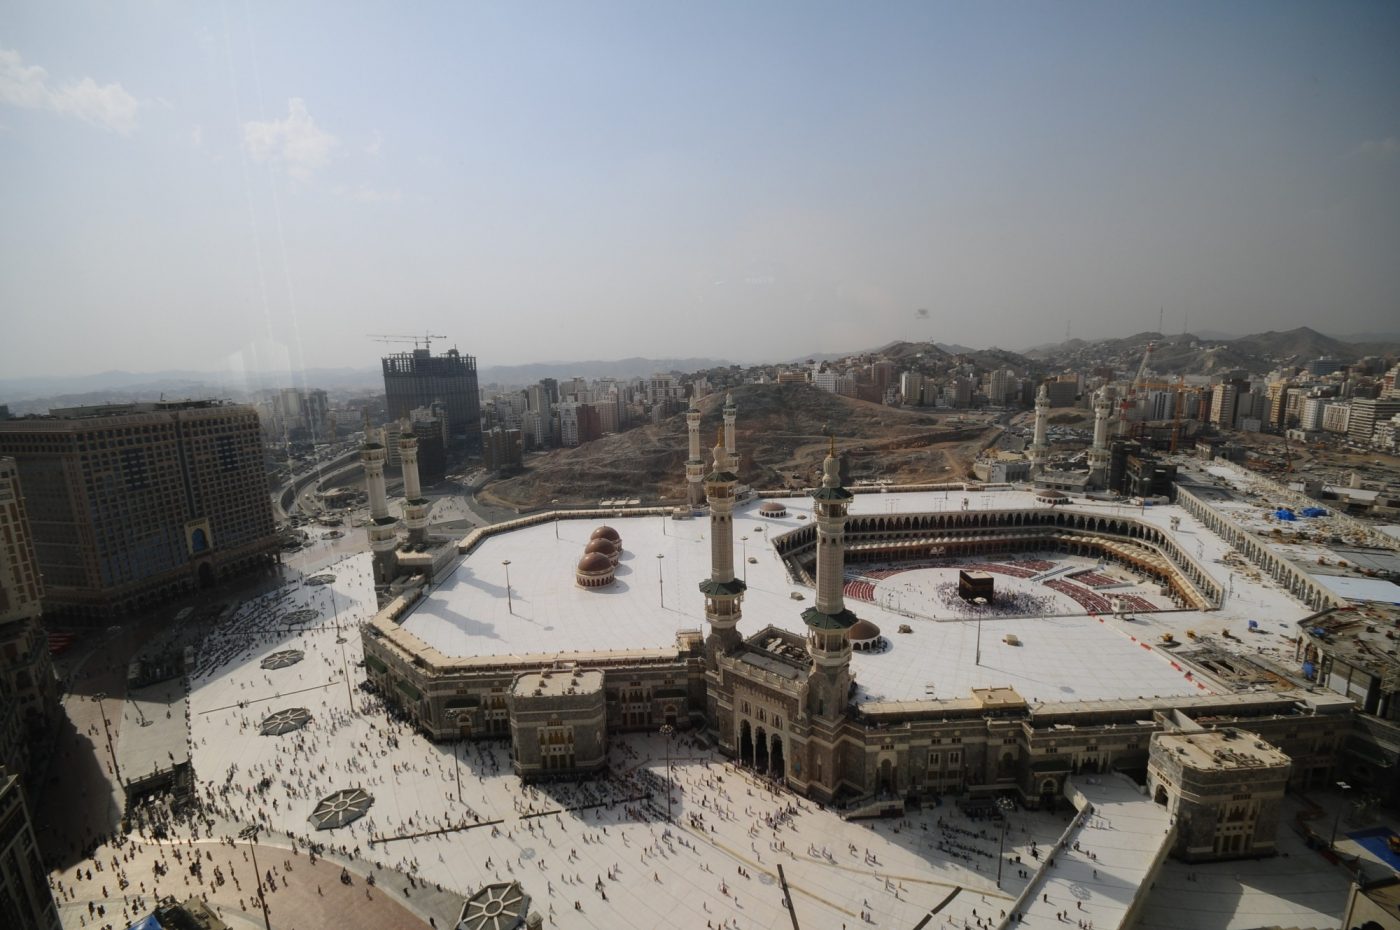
[239,825,273,930]
[995,796,1016,888]
[656,554,665,608]
[502,559,513,614]
[741,536,749,584]
[660,723,675,824]
[1331,781,1352,850]
[552,500,560,539]
[92,692,122,785]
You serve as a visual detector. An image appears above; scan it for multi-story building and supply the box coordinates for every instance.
[509,668,607,779]
[1147,727,1291,862]
[1348,398,1400,447]
[0,769,61,930]
[1322,402,1352,435]
[483,427,523,475]
[986,369,1014,406]
[0,402,279,621]
[1045,379,1077,408]
[944,377,974,408]
[1210,382,1241,427]
[898,371,923,404]
[0,460,57,781]
[382,347,482,452]
[560,403,579,447]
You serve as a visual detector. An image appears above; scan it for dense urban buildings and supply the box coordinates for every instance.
[0,459,58,784]
[382,347,482,453]
[0,402,279,620]
[0,770,60,930]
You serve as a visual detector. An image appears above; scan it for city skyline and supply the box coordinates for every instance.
[3,2,1399,379]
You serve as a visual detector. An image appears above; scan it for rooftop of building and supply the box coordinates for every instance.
[1298,601,1400,681]
[26,400,235,418]
[1177,460,1400,586]
[390,485,1321,705]
[1354,877,1400,921]
[513,667,604,698]
[1155,727,1291,771]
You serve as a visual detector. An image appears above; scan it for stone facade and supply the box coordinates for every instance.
[509,669,607,779]
[1147,727,1291,861]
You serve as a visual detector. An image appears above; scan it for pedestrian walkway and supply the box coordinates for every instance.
[1003,774,1172,930]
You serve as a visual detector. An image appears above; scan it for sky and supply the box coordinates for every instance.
[2,2,1399,380]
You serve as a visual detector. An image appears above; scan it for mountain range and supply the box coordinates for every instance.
[4,328,1396,415]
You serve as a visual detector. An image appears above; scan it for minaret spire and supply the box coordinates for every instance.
[399,418,432,544]
[1029,383,1050,476]
[685,403,704,508]
[802,437,857,722]
[700,425,745,665]
[723,392,737,459]
[361,414,399,583]
[1088,388,1111,488]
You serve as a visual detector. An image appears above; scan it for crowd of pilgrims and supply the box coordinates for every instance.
[45,550,1059,929]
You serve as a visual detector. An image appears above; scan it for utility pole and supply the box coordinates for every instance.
[239,825,273,930]
[93,693,122,786]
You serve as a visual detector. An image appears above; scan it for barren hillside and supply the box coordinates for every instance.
[479,383,999,510]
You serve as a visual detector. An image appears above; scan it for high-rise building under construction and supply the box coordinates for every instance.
[381,347,481,452]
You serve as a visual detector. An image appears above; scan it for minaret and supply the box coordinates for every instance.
[700,431,746,665]
[1088,388,1111,487]
[802,438,857,722]
[1029,383,1050,476]
[723,393,737,460]
[685,405,705,508]
[361,414,399,583]
[398,419,432,544]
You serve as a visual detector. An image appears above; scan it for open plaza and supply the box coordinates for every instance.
[39,429,1400,930]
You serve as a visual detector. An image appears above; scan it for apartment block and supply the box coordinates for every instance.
[0,403,279,621]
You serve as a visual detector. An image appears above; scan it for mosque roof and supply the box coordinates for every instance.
[848,618,882,641]
[577,552,613,574]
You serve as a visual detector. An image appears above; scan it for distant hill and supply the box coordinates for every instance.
[0,367,383,413]
[1021,327,1400,377]
[478,382,997,509]
[478,357,733,387]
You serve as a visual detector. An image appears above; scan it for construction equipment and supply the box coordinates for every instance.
[368,332,447,351]
[1119,341,1154,436]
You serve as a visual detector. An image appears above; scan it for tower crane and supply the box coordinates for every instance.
[368,332,447,351]
[1118,340,1154,437]
[1170,376,1187,453]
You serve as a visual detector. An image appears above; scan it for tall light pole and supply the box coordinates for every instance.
[552,500,560,539]
[660,723,675,824]
[656,553,665,608]
[1331,781,1352,850]
[502,559,513,614]
[995,796,1016,887]
[741,535,749,584]
[93,692,122,785]
[239,825,273,930]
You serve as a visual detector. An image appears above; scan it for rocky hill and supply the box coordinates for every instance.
[478,383,998,510]
[1024,327,1400,377]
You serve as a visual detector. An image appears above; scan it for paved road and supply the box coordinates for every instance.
[51,833,437,930]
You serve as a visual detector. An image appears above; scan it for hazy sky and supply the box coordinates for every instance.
[3,2,1399,379]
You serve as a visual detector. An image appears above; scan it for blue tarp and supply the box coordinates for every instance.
[1248,620,1259,630]
[126,915,163,930]
[1301,507,1329,518]
[1275,509,1296,521]
[1303,660,1316,679]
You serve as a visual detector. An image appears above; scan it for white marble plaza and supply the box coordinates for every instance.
[187,552,1087,929]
